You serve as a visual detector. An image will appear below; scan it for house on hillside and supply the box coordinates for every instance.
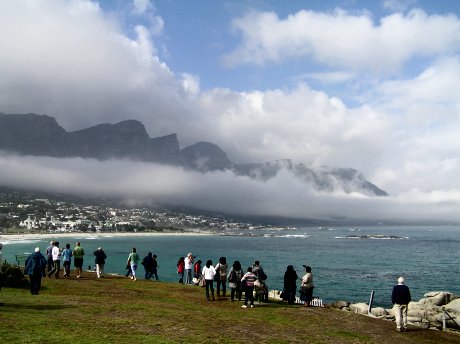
[20,215,38,230]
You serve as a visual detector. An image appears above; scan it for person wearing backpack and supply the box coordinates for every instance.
[252,261,268,302]
[215,256,228,297]
[24,247,47,295]
[227,260,243,302]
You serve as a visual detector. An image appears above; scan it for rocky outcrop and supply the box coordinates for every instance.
[181,141,233,172]
[332,291,460,331]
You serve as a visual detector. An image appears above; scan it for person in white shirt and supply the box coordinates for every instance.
[184,253,194,285]
[202,260,216,301]
[47,242,61,278]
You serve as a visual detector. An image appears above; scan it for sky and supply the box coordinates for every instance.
[1,0,460,224]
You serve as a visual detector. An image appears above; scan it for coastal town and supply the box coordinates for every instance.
[0,188,272,234]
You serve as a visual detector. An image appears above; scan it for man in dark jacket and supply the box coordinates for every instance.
[94,247,107,278]
[391,276,411,332]
[283,265,298,305]
[141,252,154,279]
[25,247,47,295]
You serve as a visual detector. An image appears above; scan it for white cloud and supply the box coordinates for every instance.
[193,83,389,171]
[382,0,418,13]
[133,0,152,15]
[296,71,356,84]
[222,8,460,74]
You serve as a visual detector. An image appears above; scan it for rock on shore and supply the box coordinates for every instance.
[332,291,459,330]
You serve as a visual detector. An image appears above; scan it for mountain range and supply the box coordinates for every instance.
[0,113,388,196]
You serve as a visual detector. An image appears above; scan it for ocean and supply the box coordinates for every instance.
[1,225,459,308]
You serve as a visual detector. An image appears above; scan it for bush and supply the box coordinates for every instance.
[0,261,28,289]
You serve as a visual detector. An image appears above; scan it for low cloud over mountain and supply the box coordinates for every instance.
[1,113,457,224]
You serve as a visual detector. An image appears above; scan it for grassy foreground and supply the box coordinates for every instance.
[0,272,459,344]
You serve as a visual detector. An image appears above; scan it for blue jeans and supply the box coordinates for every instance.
[152,267,158,280]
[185,269,192,285]
[216,279,226,296]
[244,286,254,306]
[205,279,215,300]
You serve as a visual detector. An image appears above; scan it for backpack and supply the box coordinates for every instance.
[228,269,238,283]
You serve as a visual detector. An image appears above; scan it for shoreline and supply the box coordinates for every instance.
[0,230,212,242]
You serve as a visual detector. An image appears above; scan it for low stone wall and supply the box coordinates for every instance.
[331,291,460,331]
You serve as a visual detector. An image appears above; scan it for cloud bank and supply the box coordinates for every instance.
[1,153,458,224]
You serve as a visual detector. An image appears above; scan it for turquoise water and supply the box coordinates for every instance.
[1,226,459,308]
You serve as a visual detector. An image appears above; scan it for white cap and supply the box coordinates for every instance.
[35,247,40,252]
[398,276,405,284]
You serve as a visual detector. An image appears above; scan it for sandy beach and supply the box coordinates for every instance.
[0,231,211,243]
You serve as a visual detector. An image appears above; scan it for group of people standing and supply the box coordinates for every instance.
[23,241,106,295]
[177,254,270,308]
[125,248,159,281]
[283,264,315,306]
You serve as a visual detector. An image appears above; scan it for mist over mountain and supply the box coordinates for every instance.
[0,113,387,197]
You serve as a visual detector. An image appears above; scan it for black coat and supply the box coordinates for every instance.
[284,269,298,291]
[94,250,107,265]
[25,252,47,276]
[392,284,411,305]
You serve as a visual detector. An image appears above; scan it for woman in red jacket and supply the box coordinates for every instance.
[177,256,185,284]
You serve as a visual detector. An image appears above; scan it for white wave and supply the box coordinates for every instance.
[0,239,41,245]
[263,233,310,238]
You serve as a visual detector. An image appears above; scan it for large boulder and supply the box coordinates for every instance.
[349,303,369,315]
[370,307,387,317]
[420,291,458,307]
[331,300,349,309]
[445,298,460,313]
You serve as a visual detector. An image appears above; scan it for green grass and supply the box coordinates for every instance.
[0,273,459,343]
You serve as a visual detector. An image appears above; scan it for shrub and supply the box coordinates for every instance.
[0,261,28,289]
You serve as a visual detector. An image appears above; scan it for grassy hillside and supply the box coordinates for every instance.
[0,272,459,343]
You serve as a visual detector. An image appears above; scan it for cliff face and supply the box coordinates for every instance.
[0,113,181,164]
[0,113,68,156]
[0,113,388,196]
[68,120,151,160]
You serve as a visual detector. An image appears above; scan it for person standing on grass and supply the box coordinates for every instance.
[61,243,73,278]
[283,265,298,305]
[45,240,54,274]
[300,265,315,307]
[94,247,107,278]
[25,247,47,295]
[141,252,154,279]
[252,260,268,302]
[184,253,194,285]
[215,256,228,297]
[202,260,216,301]
[127,247,140,281]
[241,267,257,308]
[177,256,185,284]
[194,259,202,282]
[47,241,61,278]
[73,242,85,278]
[392,276,411,332]
[151,254,159,280]
[227,260,243,302]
